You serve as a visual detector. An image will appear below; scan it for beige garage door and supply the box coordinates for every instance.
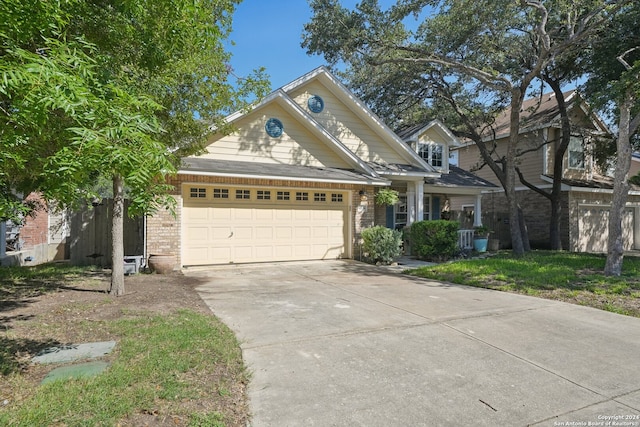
[182,185,348,266]
[577,206,635,252]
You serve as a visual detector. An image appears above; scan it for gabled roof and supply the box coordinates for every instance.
[220,88,379,177]
[396,119,461,146]
[282,67,439,176]
[482,90,609,141]
[186,66,439,180]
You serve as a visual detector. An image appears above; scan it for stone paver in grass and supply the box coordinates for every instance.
[41,361,110,384]
[32,341,116,364]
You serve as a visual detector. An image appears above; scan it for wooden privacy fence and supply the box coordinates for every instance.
[68,200,144,267]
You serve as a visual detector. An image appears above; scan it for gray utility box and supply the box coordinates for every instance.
[123,255,145,275]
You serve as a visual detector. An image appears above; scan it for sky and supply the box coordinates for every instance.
[228,1,583,96]
[227,0,326,90]
[228,0,399,91]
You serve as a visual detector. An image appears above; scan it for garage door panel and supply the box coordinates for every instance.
[294,210,311,220]
[234,209,253,220]
[313,227,329,238]
[254,245,274,259]
[212,247,232,260]
[233,227,253,240]
[275,227,293,239]
[274,246,293,258]
[295,227,311,238]
[212,208,232,220]
[186,209,209,221]
[255,209,274,220]
[186,227,209,241]
[578,207,635,252]
[275,210,292,220]
[255,227,273,239]
[211,227,233,239]
[182,187,347,266]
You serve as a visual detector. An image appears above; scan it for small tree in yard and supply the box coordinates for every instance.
[410,220,459,262]
[0,0,269,295]
[361,226,403,265]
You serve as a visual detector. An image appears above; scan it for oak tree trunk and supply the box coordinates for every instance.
[604,93,634,276]
[507,91,525,256]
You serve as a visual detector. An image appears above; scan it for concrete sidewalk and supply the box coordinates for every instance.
[189,260,640,427]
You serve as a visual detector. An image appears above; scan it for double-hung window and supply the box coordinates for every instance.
[568,136,585,169]
[418,143,444,168]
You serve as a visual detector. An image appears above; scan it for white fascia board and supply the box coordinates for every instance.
[315,71,438,173]
[280,66,329,92]
[431,119,463,146]
[177,169,390,186]
[426,186,486,195]
[215,90,283,128]
[380,171,440,180]
[272,92,380,177]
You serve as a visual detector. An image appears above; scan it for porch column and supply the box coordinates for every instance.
[415,180,424,222]
[407,181,416,225]
[474,194,483,227]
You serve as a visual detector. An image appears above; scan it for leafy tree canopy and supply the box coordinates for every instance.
[0,0,270,220]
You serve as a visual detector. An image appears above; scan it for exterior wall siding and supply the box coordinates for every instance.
[456,132,547,187]
[201,104,350,168]
[289,81,407,164]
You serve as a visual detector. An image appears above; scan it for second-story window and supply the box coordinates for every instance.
[568,136,585,169]
[418,143,444,168]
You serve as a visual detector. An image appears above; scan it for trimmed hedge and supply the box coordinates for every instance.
[409,220,459,262]
[361,226,403,264]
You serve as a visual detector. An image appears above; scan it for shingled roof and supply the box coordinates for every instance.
[428,166,498,189]
[485,90,577,139]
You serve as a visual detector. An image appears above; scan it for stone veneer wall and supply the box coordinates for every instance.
[145,174,377,266]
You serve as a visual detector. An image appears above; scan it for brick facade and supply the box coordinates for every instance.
[18,193,49,250]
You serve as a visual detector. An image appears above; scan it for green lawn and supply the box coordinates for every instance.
[0,264,248,426]
[0,309,246,426]
[407,251,640,317]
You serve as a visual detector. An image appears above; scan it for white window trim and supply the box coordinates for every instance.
[417,142,445,169]
[568,136,586,170]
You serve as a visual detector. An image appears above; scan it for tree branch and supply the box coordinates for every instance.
[515,165,552,199]
[373,45,513,92]
[617,46,640,70]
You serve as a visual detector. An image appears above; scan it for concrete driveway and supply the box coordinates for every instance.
[188,260,640,427]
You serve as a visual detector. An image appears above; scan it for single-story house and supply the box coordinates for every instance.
[146,67,496,267]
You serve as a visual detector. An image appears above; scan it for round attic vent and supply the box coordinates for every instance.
[308,95,324,113]
[265,118,284,138]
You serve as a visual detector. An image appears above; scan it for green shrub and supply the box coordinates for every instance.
[410,220,459,262]
[361,226,403,264]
